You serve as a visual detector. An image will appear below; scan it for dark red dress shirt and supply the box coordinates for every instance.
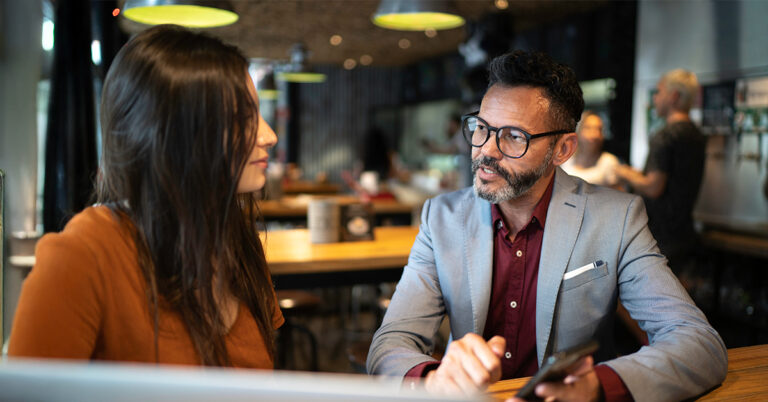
[405,176,631,401]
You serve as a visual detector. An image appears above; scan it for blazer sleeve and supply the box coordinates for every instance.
[603,196,728,402]
[8,234,104,359]
[366,198,446,377]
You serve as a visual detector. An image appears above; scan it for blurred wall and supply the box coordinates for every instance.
[296,65,403,183]
[0,0,42,342]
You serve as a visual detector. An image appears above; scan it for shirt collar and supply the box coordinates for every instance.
[491,173,555,233]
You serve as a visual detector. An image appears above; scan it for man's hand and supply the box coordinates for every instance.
[506,356,601,402]
[424,334,505,395]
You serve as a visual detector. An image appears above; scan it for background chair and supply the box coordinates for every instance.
[275,290,321,371]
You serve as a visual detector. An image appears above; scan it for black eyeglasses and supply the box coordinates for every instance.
[461,112,571,159]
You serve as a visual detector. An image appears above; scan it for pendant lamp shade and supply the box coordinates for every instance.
[276,71,326,84]
[373,0,465,31]
[257,72,279,100]
[122,0,238,28]
[249,60,280,100]
[276,44,326,84]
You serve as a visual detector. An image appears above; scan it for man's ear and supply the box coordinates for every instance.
[552,132,577,166]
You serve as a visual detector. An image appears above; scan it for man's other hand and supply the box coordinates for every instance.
[424,334,505,395]
[506,355,601,402]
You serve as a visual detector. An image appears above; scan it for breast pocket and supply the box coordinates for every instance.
[561,260,609,292]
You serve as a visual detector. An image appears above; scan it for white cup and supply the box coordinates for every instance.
[308,198,340,243]
[360,171,380,195]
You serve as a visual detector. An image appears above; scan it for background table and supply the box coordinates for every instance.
[486,344,768,400]
[281,180,341,195]
[263,226,418,289]
[259,195,416,226]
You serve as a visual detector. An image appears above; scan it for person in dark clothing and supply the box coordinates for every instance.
[362,127,394,180]
[615,69,706,270]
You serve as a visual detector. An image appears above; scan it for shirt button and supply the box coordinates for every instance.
[516,250,523,257]
[510,301,517,308]
[505,352,512,359]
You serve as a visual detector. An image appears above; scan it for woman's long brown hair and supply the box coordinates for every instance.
[97,25,275,366]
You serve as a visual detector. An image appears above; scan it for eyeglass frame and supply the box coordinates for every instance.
[461,111,572,159]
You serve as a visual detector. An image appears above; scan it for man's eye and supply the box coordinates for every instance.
[500,130,526,143]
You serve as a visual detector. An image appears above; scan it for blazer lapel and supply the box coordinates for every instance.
[536,168,585,364]
[463,193,494,335]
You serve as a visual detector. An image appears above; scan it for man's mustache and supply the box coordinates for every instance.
[472,156,513,183]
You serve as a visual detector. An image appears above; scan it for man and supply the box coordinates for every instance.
[561,111,621,188]
[367,51,726,401]
[614,70,706,270]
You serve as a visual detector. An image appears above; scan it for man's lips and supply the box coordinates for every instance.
[476,165,500,180]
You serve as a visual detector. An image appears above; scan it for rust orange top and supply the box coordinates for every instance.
[9,206,283,368]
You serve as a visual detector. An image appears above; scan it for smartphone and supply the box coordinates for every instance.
[515,340,599,401]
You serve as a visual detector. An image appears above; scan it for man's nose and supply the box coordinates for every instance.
[480,133,503,159]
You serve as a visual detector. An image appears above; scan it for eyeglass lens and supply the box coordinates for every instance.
[463,116,528,158]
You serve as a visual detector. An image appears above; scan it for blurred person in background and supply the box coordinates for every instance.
[422,113,472,188]
[9,25,282,367]
[615,69,706,274]
[561,110,621,189]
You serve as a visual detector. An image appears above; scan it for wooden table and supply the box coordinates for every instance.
[263,226,418,288]
[700,229,768,260]
[486,344,768,400]
[281,180,341,195]
[259,196,415,219]
[698,344,768,400]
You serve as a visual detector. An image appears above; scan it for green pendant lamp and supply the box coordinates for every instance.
[373,0,464,31]
[257,71,279,100]
[122,0,238,28]
[276,44,326,84]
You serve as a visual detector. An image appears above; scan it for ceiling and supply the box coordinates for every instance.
[119,0,606,67]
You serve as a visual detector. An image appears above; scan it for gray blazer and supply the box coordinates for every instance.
[367,168,727,402]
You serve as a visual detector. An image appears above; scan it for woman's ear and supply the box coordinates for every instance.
[552,132,578,166]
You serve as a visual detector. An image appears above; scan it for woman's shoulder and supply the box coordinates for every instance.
[49,205,125,240]
[66,204,123,230]
[598,152,620,165]
[36,206,134,272]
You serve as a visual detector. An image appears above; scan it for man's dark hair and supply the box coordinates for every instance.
[488,50,584,132]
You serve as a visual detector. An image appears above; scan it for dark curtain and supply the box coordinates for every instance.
[92,0,127,81]
[286,82,301,164]
[43,0,98,232]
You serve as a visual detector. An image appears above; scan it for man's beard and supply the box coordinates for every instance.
[472,145,554,203]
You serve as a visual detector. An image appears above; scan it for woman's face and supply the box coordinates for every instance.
[237,74,277,193]
[578,114,604,146]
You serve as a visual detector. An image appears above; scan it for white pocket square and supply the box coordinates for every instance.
[563,260,604,280]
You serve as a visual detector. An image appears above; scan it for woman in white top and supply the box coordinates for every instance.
[561,110,621,187]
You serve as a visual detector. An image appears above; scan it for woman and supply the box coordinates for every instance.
[9,25,282,367]
[561,110,621,188]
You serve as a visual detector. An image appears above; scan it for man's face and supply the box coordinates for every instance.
[471,85,558,203]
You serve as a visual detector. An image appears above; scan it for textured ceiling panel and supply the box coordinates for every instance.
[119,0,605,66]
